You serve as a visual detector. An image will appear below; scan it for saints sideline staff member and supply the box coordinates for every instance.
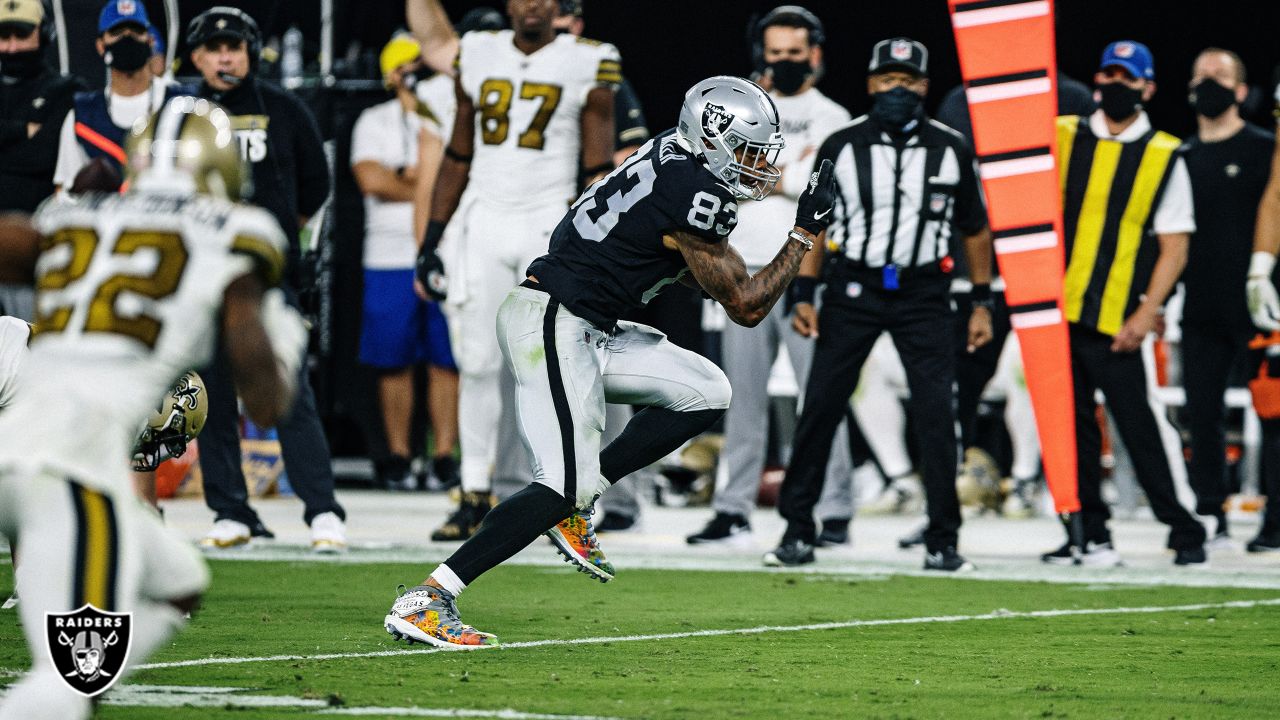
[766,38,994,572]
[185,6,348,552]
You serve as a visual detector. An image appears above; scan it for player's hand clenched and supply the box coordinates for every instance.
[416,221,449,302]
[794,159,836,236]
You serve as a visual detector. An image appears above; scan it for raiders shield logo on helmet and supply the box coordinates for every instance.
[46,605,133,697]
[701,103,734,137]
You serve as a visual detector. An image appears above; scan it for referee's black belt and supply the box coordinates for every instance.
[825,258,951,290]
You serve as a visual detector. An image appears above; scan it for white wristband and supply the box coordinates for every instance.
[1249,251,1276,279]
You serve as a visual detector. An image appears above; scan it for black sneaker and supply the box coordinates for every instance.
[424,455,460,491]
[762,539,815,567]
[924,546,974,572]
[1040,540,1122,567]
[1246,532,1280,553]
[429,492,492,541]
[249,521,275,540]
[816,518,850,547]
[686,512,751,545]
[1173,546,1207,566]
[377,455,415,492]
[597,512,636,532]
[897,524,926,549]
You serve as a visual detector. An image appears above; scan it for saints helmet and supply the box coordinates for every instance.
[676,75,785,200]
[132,371,208,471]
[125,96,250,201]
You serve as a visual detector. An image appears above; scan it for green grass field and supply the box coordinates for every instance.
[2,558,1279,719]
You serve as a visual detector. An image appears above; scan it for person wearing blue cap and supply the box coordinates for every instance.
[51,0,192,193]
[1046,40,1207,567]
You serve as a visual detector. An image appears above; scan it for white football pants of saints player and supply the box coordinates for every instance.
[0,467,209,720]
[496,285,732,507]
[439,197,566,494]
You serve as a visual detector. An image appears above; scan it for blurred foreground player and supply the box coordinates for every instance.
[0,96,307,718]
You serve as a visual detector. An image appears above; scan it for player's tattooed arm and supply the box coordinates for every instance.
[670,229,812,327]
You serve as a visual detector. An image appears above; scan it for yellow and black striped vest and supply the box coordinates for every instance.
[1057,115,1182,336]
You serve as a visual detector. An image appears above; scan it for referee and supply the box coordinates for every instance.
[764,38,994,571]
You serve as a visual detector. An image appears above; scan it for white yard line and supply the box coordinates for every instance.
[133,597,1280,671]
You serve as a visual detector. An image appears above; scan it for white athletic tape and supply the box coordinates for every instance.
[133,597,1280,671]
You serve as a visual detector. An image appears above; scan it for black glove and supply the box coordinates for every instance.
[794,158,836,236]
[415,220,448,301]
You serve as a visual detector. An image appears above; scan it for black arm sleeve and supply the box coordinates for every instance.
[951,139,988,236]
[614,77,649,149]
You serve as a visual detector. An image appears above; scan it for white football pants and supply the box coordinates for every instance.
[0,467,209,720]
[439,198,566,493]
[497,285,732,507]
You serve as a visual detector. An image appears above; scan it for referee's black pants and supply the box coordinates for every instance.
[1180,323,1249,516]
[1069,324,1204,550]
[778,277,962,552]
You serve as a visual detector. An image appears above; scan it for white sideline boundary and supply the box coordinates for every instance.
[133,597,1280,671]
[183,543,1280,591]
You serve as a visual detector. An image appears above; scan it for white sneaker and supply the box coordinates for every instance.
[199,519,251,549]
[2,589,17,610]
[1206,532,1238,553]
[860,474,924,516]
[310,512,347,554]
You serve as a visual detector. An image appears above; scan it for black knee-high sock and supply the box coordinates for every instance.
[600,407,723,483]
[444,483,573,585]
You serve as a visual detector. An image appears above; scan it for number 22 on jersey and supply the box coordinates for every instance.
[36,228,188,349]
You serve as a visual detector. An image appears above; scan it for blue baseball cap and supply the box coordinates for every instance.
[1100,40,1154,81]
[98,0,152,34]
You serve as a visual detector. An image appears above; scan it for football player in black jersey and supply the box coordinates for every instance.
[388,76,835,648]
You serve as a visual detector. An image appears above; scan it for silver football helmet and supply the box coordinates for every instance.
[676,75,785,200]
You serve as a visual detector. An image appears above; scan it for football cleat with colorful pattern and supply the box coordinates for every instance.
[384,584,497,649]
[545,508,614,583]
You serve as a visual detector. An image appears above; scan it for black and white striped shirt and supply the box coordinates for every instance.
[815,115,987,268]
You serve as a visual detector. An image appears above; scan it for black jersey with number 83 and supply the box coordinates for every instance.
[527,129,739,330]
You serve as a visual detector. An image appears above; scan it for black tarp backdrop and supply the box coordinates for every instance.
[55,1,1280,138]
[44,0,1280,464]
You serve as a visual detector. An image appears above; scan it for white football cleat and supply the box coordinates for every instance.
[310,512,347,554]
[199,519,251,549]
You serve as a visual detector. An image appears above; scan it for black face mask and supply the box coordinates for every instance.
[0,48,44,79]
[870,86,924,132]
[1190,79,1237,119]
[766,60,811,95]
[1097,82,1144,122]
[103,35,150,73]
